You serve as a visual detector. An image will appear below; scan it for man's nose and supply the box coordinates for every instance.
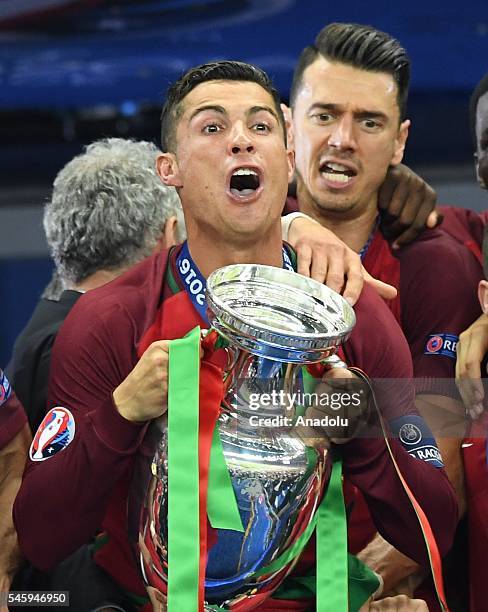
[228,122,255,154]
[328,115,357,152]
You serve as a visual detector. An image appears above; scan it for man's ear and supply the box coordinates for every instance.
[281,103,295,151]
[479,280,488,314]
[391,119,410,166]
[163,215,179,248]
[286,148,295,185]
[156,153,182,187]
[151,216,179,253]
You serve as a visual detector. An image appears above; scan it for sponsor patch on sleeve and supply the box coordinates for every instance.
[30,407,75,462]
[0,370,12,406]
[424,333,459,359]
[389,414,444,468]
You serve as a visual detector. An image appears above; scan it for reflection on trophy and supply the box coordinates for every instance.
[129,264,356,610]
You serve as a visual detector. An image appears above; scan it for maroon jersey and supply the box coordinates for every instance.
[439,206,486,265]
[363,227,483,394]
[13,246,457,606]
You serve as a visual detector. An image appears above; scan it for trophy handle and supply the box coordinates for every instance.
[321,353,348,370]
[222,345,240,377]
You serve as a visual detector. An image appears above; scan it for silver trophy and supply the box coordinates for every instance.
[129,264,355,609]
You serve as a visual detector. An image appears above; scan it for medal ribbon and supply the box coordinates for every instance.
[174,244,246,531]
[176,241,295,323]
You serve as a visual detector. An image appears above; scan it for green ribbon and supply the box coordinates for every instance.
[166,329,365,610]
[267,458,378,612]
[348,554,381,612]
[273,555,378,612]
[317,456,348,611]
[257,366,351,609]
[207,425,244,532]
[167,326,201,612]
[301,366,348,609]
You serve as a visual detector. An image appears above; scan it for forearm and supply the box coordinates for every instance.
[0,423,31,584]
[343,436,457,565]
[415,395,467,517]
[357,533,423,595]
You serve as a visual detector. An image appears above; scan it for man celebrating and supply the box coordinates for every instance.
[455,72,488,416]
[287,23,483,608]
[14,61,456,611]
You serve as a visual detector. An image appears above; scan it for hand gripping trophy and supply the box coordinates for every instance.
[129,264,357,611]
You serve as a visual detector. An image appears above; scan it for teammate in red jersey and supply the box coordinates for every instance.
[287,22,482,609]
[455,73,488,418]
[14,61,456,611]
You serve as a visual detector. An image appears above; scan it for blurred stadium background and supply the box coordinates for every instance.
[0,0,487,364]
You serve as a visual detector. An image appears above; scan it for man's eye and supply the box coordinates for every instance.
[203,124,222,133]
[252,123,270,132]
[313,113,333,123]
[362,119,380,130]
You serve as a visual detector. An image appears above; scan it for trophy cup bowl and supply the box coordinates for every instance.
[129,264,356,609]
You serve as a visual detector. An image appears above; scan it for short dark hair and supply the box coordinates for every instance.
[469,72,488,146]
[160,60,286,152]
[290,23,411,120]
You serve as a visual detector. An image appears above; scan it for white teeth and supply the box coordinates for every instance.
[327,162,349,172]
[323,172,351,183]
[233,168,258,176]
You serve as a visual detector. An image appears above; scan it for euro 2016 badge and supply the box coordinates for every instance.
[30,407,75,462]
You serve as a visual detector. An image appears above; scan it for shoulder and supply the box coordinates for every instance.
[397,228,483,281]
[398,227,467,257]
[353,284,403,332]
[396,228,482,350]
[344,285,416,418]
[48,252,170,403]
[15,298,66,338]
[345,284,413,378]
[67,251,168,330]
[439,205,486,248]
[9,298,70,369]
[54,251,170,360]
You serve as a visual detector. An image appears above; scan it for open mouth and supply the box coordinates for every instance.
[229,167,261,198]
[319,161,357,185]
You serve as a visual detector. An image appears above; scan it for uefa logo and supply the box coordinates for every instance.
[426,335,443,353]
[399,423,422,446]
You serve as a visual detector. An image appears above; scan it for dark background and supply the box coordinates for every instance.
[0,0,487,364]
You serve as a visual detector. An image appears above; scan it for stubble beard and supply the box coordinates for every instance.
[296,169,359,220]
